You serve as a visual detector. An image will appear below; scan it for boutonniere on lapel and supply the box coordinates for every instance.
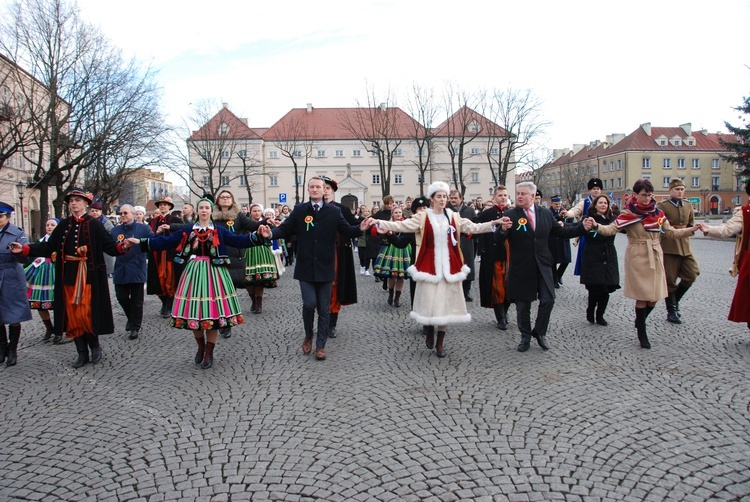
[305,215,315,231]
[517,217,528,231]
[117,234,125,242]
[226,220,235,232]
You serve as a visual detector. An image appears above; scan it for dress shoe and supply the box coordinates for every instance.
[532,330,550,350]
[497,318,507,330]
[91,346,103,364]
[517,335,531,352]
[464,295,473,302]
[554,282,561,289]
[53,333,63,344]
[315,347,327,360]
[5,350,17,367]
[128,330,139,340]
[328,327,337,338]
[302,338,313,355]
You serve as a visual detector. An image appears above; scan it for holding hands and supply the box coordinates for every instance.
[499,216,513,231]
[7,242,23,254]
[582,217,596,231]
[359,217,375,231]
[696,222,709,235]
[257,225,271,238]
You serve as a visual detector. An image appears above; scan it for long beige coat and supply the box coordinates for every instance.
[597,214,695,301]
[705,206,744,277]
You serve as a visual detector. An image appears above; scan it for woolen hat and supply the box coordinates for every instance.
[90,200,103,210]
[410,196,430,213]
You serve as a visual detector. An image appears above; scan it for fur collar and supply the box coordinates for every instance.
[213,204,240,221]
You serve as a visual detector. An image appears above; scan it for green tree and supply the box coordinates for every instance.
[721,95,750,177]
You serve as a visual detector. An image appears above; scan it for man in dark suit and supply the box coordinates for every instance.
[271,177,372,360]
[478,186,511,330]
[449,189,477,302]
[497,182,594,352]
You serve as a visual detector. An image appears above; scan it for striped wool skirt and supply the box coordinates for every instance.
[374,244,412,279]
[244,245,279,287]
[171,256,243,330]
[25,258,55,310]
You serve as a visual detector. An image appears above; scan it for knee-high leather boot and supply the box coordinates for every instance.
[6,324,20,367]
[88,333,103,364]
[201,342,215,369]
[673,282,691,318]
[587,292,597,324]
[195,335,206,364]
[0,325,7,363]
[436,331,446,358]
[72,336,90,368]
[494,304,507,330]
[635,307,650,349]
[425,325,435,349]
[596,292,609,326]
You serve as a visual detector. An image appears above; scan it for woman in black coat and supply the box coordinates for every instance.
[580,195,620,326]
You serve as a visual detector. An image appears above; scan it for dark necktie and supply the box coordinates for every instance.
[313,204,319,214]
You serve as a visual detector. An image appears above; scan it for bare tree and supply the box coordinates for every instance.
[438,84,484,196]
[524,145,555,196]
[268,112,318,204]
[175,100,262,199]
[484,86,550,187]
[559,161,592,205]
[339,85,411,196]
[1,0,169,224]
[403,83,438,196]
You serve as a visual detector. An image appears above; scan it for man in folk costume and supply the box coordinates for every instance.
[148,196,176,318]
[448,189,477,302]
[563,178,603,277]
[656,178,700,324]
[376,182,503,358]
[497,182,594,353]
[9,188,131,368]
[321,176,358,339]
[477,185,512,330]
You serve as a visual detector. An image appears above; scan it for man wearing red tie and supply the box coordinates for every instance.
[497,182,594,352]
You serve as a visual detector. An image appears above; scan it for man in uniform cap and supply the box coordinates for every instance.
[656,178,700,323]
[563,177,604,277]
[548,195,572,288]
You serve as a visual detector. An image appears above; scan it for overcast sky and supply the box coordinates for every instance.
[65,0,750,151]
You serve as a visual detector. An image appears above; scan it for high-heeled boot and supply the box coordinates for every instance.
[72,336,90,368]
[195,336,206,364]
[42,319,54,342]
[250,295,257,313]
[0,325,7,364]
[201,342,215,369]
[6,324,20,367]
[393,290,402,307]
[586,293,597,323]
[635,307,650,349]
[436,331,446,358]
[387,288,394,305]
[596,293,609,326]
[425,326,435,349]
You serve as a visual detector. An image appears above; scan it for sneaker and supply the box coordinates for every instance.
[365,270,371,277]
[360,266,366,275]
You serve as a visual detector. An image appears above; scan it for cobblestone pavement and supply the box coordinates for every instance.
[1,233,749,501]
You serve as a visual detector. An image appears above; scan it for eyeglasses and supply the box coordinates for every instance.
[119,212,130,215]
[219,195,232,199]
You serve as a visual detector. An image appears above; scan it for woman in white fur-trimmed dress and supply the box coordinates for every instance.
[376,181,502,358]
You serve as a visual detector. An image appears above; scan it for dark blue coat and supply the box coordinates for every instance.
[0,223,32,324]
[271,201,363,283]
[111,222,154,284]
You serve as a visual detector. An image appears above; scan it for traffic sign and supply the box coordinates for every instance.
[279,193,287,203]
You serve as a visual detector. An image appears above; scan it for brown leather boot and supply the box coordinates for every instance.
[194,336,206,364]
[201,342,215,369]
[436,331,446,358]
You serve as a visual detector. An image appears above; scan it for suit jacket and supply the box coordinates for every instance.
[331,201,358,304]
[271,200,363,282]
[496,205,586,302]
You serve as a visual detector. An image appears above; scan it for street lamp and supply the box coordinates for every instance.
[16,181,25,231]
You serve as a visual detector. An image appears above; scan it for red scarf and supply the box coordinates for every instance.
[614,199,665,232]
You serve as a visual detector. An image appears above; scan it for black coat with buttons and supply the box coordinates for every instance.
[579,213,620,288]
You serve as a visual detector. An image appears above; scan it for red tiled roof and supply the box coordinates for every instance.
[432,106,510,138]
[603,126,729,155]
[189,107,263,141]
[262,107,424,141]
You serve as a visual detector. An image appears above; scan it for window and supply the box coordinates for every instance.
[490,147,499,155]
[674,139,681,146]
[352,149,362,157]
[239,175,247,186]
[269,176,278,187]
[237,150,247,159]
[642,157,651,169]
[334,150,344,158]
[663,158,671,169]
[662,176,671,188]
[293,150,302,158]
[712,176,720,191]
[617,178,622,188]
[221,176,230,186]
[691,176,700,188]
[296,175,302,185]
[222,150,230,158]
[692,158,700,169]
[471,172,479,183]
[370,150,379,157]
[372,174,380,184]
[617,159,622,170]
[688,140,694,146]
[394,174,403,184]
[734,195,742,205]
[218,123,229,136]
[603,163,608,173]
[316,150,326,158]
[677,158,685,169]
[603,180,608,189]
[660,139,667,146]
[610,161,614,171]
[268,151,278,159]
[417,174,424,183]
[393,149,403,157]
[470,147,480,155]
[712,158,720,169]
[202,176,210,187]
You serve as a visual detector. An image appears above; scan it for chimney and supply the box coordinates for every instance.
[306,103,313,114]
[680,123,692,135]
[222,102,229,109]
[572,144,585,154]
[640,122,651,136]
[379,102,387,113]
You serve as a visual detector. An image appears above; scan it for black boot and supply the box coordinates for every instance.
[42,319,54,342]
[254,296,263,314]
[328,312,338,339]
[635,307,650,349]
[586,292,596,324]
[201,342,215,369]
[250,295,257,313]
[6,324,20,367]
[494,304,507,330]
[596,293,609,326]
[393,290,402,308]
[387,288,394,305]
[88,333,103,364]
[665,294,681,324]
[517,333,532,352]
[0,325,7,364]
[425,325,435,349]
[673,282,691,319]
[220,326,232,338]
[195,336,206,364]
[436,331,446,358]
[72,336,90,368]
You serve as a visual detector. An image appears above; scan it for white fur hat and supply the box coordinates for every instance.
[263,207,275,217]
[427,181,451,198]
